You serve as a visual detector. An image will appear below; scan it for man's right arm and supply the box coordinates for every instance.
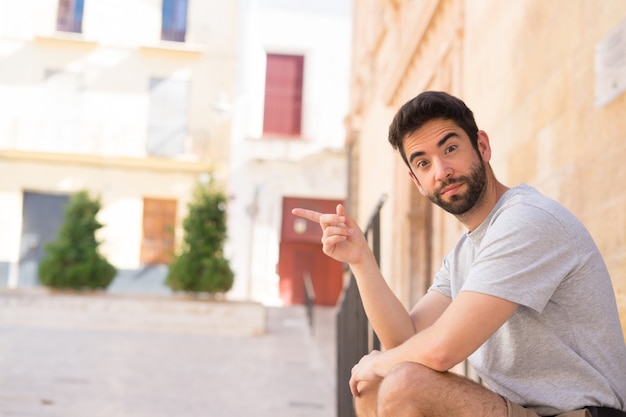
[292,204,450,349]
[350,249,450,349]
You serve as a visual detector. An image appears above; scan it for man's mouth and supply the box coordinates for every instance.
[440,182,463,196]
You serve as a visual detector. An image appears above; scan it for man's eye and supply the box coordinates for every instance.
[416,160,429,168]
[445,145,457,154]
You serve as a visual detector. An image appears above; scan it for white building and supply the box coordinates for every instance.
[226,0,352,304]
[0,0,238,291]
[0,0,351,304]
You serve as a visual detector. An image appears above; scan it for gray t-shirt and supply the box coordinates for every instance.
[430,184,626,415]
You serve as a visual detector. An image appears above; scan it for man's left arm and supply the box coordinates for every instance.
[350,291,518,395]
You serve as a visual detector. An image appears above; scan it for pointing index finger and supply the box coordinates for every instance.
[291,208,322,223]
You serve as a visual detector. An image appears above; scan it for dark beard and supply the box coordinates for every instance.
[427,160,487,215]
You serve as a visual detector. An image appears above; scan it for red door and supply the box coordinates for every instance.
[278,197,344,306]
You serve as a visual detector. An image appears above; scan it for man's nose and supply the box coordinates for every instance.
[433,158,453,181]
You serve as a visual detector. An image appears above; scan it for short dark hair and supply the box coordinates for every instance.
[388,91,479,168]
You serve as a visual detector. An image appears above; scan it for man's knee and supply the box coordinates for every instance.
[354,363,448,417]
[380,362,434,396]
[377,362,442,416]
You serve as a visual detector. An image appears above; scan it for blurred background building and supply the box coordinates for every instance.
[226,0,351,305]
[0,0,352,305]
[0,0,238,292]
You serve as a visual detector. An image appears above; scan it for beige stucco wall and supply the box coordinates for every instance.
[0,0,238,290]
[462,0,626,330]
[348,0,626,333]
[0,1,237,167]
[0,152,210,270]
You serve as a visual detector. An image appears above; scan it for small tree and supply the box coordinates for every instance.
[39,190,116,290]
[166,179,234,295]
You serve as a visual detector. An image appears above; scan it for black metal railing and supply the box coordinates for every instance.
[303,271,315,331]
[336,195,386,417]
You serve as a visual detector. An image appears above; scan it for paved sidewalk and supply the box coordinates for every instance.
[0,290,337,417]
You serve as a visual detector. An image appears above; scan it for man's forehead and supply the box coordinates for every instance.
[404,119,463,146]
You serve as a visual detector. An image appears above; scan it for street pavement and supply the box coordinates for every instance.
[0,289,338,417]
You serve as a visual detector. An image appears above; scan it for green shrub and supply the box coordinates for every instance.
[39,190,116,290]
[166,179,234,295]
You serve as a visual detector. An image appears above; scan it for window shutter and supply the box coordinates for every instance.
[263,54,304,137]
[141,198,177,265]
[161,0,188,42]
[56,0,84,33]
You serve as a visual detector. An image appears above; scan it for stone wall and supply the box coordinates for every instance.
[347,0,626,332]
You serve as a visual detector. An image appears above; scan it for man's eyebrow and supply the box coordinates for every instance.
[408,132,460,164]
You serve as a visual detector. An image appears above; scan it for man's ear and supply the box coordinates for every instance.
[477,130,492,162]
[408,171,427,196]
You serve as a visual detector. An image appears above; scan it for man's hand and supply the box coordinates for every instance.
[292,204,369,265]
[349,350,384,397]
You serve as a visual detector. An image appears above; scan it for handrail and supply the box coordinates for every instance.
[363,194,388,236]
[303,271,315,331]
[336,194,386,417]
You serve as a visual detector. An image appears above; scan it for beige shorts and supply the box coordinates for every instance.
[506,398,591,417]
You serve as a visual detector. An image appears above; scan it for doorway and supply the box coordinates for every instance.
[278,197,344,306]
[18,191,70,287]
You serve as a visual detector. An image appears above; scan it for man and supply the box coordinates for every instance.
[292,91,626,417]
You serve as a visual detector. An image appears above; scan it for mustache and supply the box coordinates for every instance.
[435,177,464,195]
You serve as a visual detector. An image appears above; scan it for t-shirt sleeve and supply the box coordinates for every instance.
[429,255,453,298]
[462,204,579,313]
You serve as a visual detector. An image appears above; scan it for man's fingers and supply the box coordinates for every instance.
[293,208,348,229]
[291,208,322,223]
[349,376,360,397]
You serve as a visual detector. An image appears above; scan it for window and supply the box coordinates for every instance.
[40,70,83,153]
[141,198,177,265]
[147,78,189,157]
[263,54,304,137]
[56,0,84,33]
[161,0,188,42]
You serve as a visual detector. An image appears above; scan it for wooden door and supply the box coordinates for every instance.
[141,198,177,265]
[278,197,344,306]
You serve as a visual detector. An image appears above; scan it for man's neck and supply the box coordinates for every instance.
[457,178,509,232]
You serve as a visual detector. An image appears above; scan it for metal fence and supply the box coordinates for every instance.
[336,195,386,417]
[303,272,315,331]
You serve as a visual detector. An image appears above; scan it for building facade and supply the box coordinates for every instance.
[226,0,352,304]
[346,0,626,333]
[0,0,238,292]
